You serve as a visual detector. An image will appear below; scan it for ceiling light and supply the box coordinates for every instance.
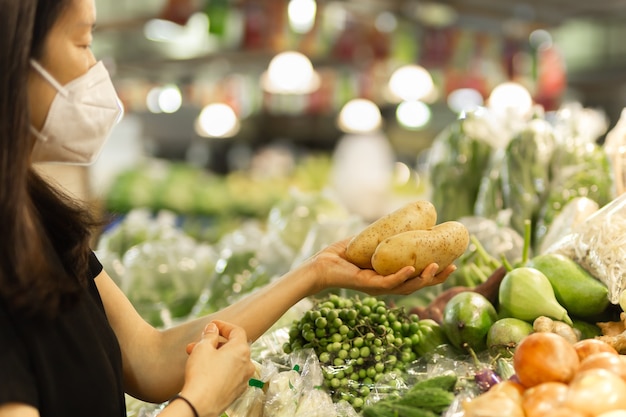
[288,0,317,34]
[388,65,435,102]
[488,82,533,117]
[337,99,382,134]
[396,100,432,130]
[447,88,484,114]
[196,103,240,138]
[261,51,321,95]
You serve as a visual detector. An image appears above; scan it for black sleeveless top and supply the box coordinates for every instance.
[0,252,126,416]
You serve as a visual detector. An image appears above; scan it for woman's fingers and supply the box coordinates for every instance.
[212,320,249,344]
[187,322,232,355]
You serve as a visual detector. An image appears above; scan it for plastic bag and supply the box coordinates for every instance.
[458,215,524,265]
[548,193,626,304]
[225,379,266,417]
[539,197,599,255]
[603,107,626,195]
[263,363,304,417]
[500,117,556,246]
[534,105,614,247]
[428,109,498,222]
[295,350,338,417]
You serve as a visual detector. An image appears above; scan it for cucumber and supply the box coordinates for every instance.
[411,373,457,391]
[363,402,439,417]
[396,387,455,413]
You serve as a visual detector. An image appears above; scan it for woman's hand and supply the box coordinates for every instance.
[180,320,255,417]
[307,238,457,296]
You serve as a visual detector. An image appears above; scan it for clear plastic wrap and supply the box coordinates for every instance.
[538,197,599,255]
[548,193,626,304]
[294,350,338,417]
[263,363,304,417]
[458,215,525,265]
[96,209,219,328]
[427,109,499,222]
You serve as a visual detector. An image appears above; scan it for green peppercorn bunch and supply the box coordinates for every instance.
[283,294,425,410]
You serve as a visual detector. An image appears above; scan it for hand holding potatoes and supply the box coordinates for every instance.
[309,238,458,296]
[346,200,437,269]
[346,201,469,279]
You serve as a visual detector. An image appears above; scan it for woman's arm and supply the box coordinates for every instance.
[96,238,455,404]
[0,404,39,417]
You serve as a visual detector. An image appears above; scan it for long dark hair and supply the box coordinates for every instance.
[0,0,100,318]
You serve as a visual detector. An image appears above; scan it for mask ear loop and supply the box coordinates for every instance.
[29,60,69,98]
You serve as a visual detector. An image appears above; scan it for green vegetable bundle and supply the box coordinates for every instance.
[429,111,495,223]
[362,374,457,417]
[500,118,555,249]
[534,140,614,247]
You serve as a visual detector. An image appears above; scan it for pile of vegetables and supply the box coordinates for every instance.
[97,189,357,327]
[462,332,626,417]
[106,101,626,416]
[104,154,333,221]
[428,105,615,253]
[283,294,450,411]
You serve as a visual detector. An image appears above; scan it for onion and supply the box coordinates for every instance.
[488,380,526,402]
[521,381,569,417]
[597,412,626,417]
[462,391,525,417]
[565,368,626,415]
[573,338,618,362]
[514,332,580,387]
[578,351,626,380]
[544,407,591,417]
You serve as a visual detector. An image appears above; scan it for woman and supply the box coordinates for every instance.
[0,1,455,416]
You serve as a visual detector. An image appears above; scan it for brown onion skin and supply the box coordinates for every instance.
[521,381,569,417]
[573,338,618,362]
[565,368,626,415]
[543,407,589,417]
[489,380,526,401]
[514,332,580,388]
[578,351,626,380]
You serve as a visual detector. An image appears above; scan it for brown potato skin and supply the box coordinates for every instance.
[345,200,437,269]
[371,221,469,278]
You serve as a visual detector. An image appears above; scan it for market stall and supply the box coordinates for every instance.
[91,99,626,417]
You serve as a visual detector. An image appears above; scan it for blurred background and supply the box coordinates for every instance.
[53,0,626,353]
[40,0,626,221]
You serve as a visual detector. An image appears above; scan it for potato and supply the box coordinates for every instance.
[345,200,437,269]
[371,221,469,278]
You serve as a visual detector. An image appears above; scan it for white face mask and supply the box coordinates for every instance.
[29,60,124,165]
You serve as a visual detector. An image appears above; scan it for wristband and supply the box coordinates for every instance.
[169,393,200,417]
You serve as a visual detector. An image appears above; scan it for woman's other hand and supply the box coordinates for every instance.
[181,320,255,417]
[308,238,456,296]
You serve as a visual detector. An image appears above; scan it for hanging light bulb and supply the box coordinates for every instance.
[195,103,240,138]
[488,81,533,117]
[388,65,434,102]
[261,51,321,95]
[288,0,317,34]
[396,100,432,130]
[337,99,382,134]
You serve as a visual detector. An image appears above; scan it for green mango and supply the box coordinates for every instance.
[527,253,609,318]
[499,267,573,326]
[442,292,498,353]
